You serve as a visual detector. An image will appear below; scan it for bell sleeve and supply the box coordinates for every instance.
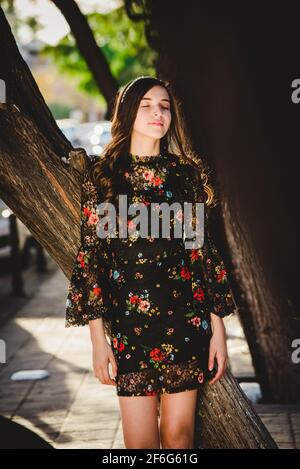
[185,165,237,319]
[65,169,112,328]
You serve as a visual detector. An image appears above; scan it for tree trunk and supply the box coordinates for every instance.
[0,5,278,448]
[0,6,79,278]
[125,0,300,406]
[0,6,113,340]
[194,370,277,448]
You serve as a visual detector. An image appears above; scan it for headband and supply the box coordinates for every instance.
[120,76,164,104]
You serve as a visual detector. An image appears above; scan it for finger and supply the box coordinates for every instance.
[95,366,105,384]
[208,356,225,384]
[208,350,215,372]
[107,356,117,385]
[209,359,226,384]
[93,365,100,380]
[109,354,118,378]
[209,369,221,384]
[95,360,116,386]
[103,365,116,386]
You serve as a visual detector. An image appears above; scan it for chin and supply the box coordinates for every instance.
[146,128,165,137]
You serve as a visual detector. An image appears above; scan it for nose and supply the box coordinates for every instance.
[153,106,162,117]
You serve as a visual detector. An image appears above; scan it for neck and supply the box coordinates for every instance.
[129,134,161,157]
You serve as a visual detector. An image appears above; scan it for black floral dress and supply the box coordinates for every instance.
[65,151,236,396]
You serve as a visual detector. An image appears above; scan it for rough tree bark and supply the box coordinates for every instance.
[0,6,278,448]
[0,7,87,281]
[125,1,300,406]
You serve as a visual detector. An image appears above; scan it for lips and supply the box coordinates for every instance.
[149,122,163,126]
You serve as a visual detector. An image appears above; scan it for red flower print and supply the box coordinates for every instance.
[119,342,125,352]
[150,347,165,362]
[191,249,200,262]
[180,265,191,280]
[198,372,204,383]
[88,213,99,225]
[153,176,163,186]
[139,299,150,312]
[191,316,201,328]
[113,337,118,349]
[150,347,160,357]
[217,268,227,282]
[193,287,205,302]
[130,295,139,304]
[77,251,85,268]
[143,169,155,181]
[83,207,91,217]
[93,286,102,297]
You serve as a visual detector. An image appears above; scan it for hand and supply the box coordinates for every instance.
[207,317,228,385]
[92,338,118,386]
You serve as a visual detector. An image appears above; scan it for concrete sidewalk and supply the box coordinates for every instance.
[0,258,123,448]
[0,258,299,449]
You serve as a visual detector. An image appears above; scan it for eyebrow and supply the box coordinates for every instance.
[141,97,170,103]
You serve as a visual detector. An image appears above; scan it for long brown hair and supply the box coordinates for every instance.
[89,76,215,208]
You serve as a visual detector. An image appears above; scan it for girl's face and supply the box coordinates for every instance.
[132,85,172,141]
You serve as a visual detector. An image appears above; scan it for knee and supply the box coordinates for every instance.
[160,424,194,449]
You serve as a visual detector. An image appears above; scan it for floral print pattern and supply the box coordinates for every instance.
[65,151,236,396]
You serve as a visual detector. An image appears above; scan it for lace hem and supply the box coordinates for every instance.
[115,360,206,396]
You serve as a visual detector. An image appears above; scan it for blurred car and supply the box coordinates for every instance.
[85,120,112,155]
[57,119,112,157]
[56,118,82,148]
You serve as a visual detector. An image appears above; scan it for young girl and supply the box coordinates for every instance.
[65,76,236,449]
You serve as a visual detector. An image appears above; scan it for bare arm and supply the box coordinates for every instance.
[207,313,229,385]
[89,317,107,344]
[89,318,118,387]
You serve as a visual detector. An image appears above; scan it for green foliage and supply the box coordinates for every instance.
[48,102,73,119]
[41,6,157,102]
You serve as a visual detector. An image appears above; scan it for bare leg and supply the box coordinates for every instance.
[159,389,198,449]
[118,395,160,449]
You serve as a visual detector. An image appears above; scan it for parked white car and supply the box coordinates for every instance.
[57,119,111,157]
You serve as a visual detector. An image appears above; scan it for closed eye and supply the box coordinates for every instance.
[141,105,170,110]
